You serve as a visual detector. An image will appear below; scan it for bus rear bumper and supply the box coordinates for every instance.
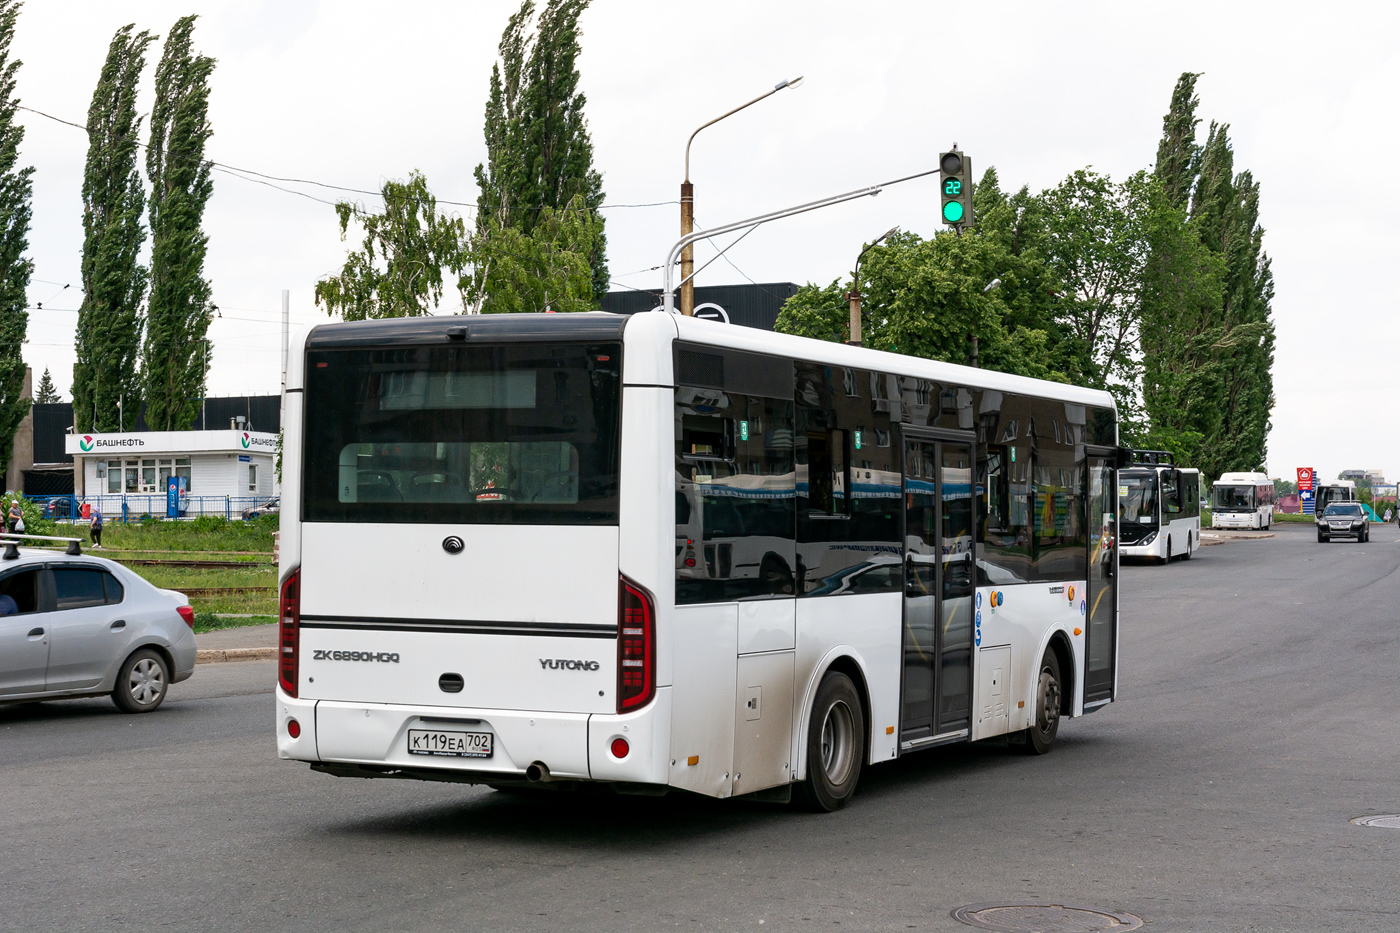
[275,687,672,788]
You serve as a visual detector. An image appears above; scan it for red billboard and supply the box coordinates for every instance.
[1297,467,1314,491]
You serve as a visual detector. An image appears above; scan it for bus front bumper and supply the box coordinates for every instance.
[275,686,670,787]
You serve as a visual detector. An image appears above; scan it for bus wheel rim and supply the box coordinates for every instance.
[1037,670,1059,734]
[820,700,855,784]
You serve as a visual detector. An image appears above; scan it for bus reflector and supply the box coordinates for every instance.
[279,568,300,699]
[618,576,655,713]
[610,737,629,759]
[287,719,301,739]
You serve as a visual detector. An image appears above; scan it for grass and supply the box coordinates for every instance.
[192,612,277,634]
[73,514,278,553]
[54,516,282,615]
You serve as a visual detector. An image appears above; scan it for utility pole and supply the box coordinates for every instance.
[280,289,290,393]
[849,227,898,347]
[976,278,1002,368]
[681,77,803,316]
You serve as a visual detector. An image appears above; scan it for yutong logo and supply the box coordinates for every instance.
[312,649,400,663]
[540,658,600,671]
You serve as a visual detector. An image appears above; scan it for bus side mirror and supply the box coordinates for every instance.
[1115,447,1134,470]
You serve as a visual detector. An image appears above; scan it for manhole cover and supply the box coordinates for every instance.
[951,902,1143,933]
[1351,814,1400,828]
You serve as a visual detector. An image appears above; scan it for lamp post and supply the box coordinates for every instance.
[681,76,803,316]
[847,226,898,347]
[974,277,1001,368]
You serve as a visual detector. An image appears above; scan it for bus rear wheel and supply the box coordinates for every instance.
[1019,649,1062,756]
[793,671,865,812]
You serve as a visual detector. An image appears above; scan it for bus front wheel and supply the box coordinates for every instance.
[793,671,865,812]
[1020,649,1062,756]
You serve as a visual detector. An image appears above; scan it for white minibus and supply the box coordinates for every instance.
[275,312,1123,810]
[1118,450,1201,563]
[1211,471,1274,529]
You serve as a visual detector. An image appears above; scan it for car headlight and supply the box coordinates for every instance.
[1353,520,1365,528]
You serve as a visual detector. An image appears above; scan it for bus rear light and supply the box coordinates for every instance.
[287,719,301,739]
[279,568,301,698]
[610,737,629,759]
[618,576,655,713]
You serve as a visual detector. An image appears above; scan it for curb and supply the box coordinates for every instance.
[196,647,277,664]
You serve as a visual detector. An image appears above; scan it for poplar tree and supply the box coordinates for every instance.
[73,24,154,433]
[142,15,215,431]
[473,0,608,304]
[0,0,32,477]
[34,367,57,403]
[1144,73,1275,479]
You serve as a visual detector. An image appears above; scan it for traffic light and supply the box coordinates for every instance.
[939,149,973,227]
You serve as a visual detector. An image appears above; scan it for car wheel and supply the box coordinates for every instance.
[1317,530,1326,543]
[1019,649,1062,755]
[793,671,865,812]
[112,648,170,713]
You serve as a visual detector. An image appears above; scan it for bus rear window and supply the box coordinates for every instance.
[303,343,621,524]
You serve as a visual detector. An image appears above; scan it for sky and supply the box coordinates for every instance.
[12,0,1400,484]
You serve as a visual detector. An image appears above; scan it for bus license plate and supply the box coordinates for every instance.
[407,729,493,758]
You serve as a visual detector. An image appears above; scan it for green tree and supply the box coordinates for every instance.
[315,171,467,320]
[142,15,215,430]
[1143,73,1275,479]
[0,0,32,477]
[473,0,608,303]
[34,367,58,403]
[467,193,602,314]
[776,228,1065,382]
[73,23,154,432]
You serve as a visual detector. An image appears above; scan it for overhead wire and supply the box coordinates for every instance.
[19,104,677,213]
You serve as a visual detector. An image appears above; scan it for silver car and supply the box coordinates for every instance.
[0,539,196,712]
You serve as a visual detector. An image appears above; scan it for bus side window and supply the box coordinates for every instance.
[1162,471,1181,514]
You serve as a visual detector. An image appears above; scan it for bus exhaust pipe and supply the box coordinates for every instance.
[525,762,553,783]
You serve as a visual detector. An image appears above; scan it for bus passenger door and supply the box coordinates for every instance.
[900,435,974,748]
[1084,452,1117,703]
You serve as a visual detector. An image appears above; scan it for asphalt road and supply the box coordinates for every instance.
[2,522,1397,932]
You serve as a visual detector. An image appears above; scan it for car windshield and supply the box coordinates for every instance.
[1323,504,1362,517]
[1119,472,1157,526]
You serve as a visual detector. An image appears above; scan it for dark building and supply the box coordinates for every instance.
[600,282,799,332]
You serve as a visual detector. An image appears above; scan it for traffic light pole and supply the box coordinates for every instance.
[660,168,938,315]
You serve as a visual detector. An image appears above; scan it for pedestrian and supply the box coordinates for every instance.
[1386,508,1393,524]
[90,507,104,549]
[6,498,20,534]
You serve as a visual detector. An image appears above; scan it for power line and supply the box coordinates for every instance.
[20,104,677,213]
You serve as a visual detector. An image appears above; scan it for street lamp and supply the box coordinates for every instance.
[972,278,1001,369]
[847,226,899,347]
[680,75,803,316]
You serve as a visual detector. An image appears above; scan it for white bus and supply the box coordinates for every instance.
[275,312,1124,810]
[1211,471,1275,529]
[1312,480,1357,515]
[1118,450,1201,563]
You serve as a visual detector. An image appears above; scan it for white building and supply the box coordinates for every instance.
[65,429,278,516]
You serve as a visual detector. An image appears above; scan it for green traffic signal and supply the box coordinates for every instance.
[938,148,972,228]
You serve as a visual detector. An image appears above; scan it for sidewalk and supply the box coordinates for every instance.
[197,623,277,664]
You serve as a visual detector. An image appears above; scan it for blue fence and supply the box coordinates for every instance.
[25,494,278,522]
